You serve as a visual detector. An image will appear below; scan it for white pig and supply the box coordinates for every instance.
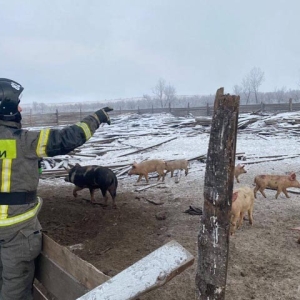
[254,172,300,199]
[128,159,166,183]
[234,164,247,183]
[230,186,255,235]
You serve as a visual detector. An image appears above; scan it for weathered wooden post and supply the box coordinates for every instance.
[196,87,240,300]
[206,103,210,116]
[55,109,59,125]
[289,98,293,112]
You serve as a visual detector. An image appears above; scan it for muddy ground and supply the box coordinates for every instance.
[37,155,300,300]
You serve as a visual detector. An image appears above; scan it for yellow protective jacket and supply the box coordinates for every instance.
[0,113,101,234]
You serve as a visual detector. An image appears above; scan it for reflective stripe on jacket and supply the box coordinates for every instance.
[0,114,100,231]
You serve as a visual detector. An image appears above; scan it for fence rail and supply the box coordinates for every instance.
[21,100,300,128]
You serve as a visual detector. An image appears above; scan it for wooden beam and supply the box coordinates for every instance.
[77,240,194,300]
[196,88,240,299]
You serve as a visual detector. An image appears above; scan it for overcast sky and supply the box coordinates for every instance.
[1,0,299,104]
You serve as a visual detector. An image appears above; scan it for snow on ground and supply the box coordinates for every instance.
[34,111,300,190]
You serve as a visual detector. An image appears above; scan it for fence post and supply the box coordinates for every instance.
[196,87,239,299]
[187,103,190,115]
[56,109,59,125]
[260,102,264,112]
[206,103,210,116]
[289,98,293,112]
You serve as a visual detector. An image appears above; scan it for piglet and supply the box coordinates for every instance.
[234,164,247,183]
[230,186,255,235]
[165,159,189,177]
[254,172,300,199]
[128,159,166,183]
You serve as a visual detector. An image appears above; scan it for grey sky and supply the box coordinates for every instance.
[1,0,299,104]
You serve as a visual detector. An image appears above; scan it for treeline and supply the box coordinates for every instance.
[21,89,300,114]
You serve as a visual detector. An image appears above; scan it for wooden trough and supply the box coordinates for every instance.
[33,234,194,300]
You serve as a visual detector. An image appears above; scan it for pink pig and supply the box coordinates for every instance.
[234,164,247,183]
[128,159,166,183]
[254,172,300,199]
[230,186,255,235]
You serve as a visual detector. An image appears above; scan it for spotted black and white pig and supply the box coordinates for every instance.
[64,164,118,208]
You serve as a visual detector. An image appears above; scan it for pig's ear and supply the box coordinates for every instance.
[241,164,245,168]
[289,172,296,180]
[64,167,70,173]
[232,192,238,202]
[132,162,137,168]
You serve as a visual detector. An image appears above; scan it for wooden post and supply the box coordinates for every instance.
[56,109,59,125]
[206,103,210,116]
[289,98,293,112]
[196,87,240,300]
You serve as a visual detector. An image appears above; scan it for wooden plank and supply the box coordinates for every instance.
[41,234,110,290]
[33,283,48,300]
[77,240,194,300]
[35,253,87,300]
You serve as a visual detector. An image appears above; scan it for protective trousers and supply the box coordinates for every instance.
[0,219,42,300]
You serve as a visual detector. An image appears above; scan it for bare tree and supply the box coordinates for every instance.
[164,83,176,105]
[241,77,252,104]
[248,67,265,103]
[273,86,287,103]
[152,78,166,108]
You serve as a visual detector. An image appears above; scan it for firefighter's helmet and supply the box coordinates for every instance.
[0,78,24,122]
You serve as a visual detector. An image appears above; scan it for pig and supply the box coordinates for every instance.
[128,159,166,183]
[230,186,255,235]
[254,172,300,199]
[234,164,247,183]
[64,164,118,208]
[165,159,189,177]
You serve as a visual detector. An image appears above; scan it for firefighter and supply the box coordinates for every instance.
[0,78,113,300]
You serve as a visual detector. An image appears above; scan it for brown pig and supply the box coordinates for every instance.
[230,186,255,235]
[254,172,300,199]
[165,159,189,177]
[128,159,166,183]
[234,164,247,183]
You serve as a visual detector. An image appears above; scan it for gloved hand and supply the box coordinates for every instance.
[95,107,113,125]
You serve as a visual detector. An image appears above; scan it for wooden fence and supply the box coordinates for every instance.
[21,99,300,128]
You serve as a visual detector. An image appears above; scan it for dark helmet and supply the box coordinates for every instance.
[0,78,24,122]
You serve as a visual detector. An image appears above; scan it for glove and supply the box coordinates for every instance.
[95,107,113,125]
